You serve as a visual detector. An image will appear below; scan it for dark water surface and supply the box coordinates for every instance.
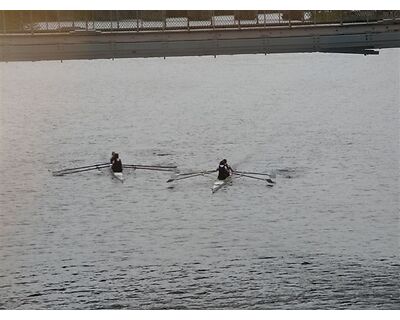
[0,50,399,309]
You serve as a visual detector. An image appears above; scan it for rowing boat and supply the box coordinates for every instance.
[211,175,232,194]
[110,166,124,182]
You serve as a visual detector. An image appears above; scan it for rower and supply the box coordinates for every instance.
[111,153,123,173]
[217,159,232,180]
[110,151,117,164]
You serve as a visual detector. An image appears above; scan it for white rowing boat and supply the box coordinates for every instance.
[211,175,232,194]
[110,166,124,182]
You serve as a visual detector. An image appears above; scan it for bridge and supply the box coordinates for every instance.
[1,10,399,62]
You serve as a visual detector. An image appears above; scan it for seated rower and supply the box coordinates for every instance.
[111,153,123,173]
[110,151,117,164]
[217,159,232,180]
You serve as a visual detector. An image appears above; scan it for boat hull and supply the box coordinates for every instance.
[110,167,124,182]
[211,175,232,193]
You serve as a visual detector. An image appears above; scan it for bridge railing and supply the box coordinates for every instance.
[1,10,399,34]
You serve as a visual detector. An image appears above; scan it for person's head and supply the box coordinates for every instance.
[220,159,227,165]
[115,153,119,159]
[111,152,115,157]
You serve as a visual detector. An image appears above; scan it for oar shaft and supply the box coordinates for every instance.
[123,164,177,169]
[167,172,212,182]
[128,167,176,172]
[234,172,275,183]
[54,162,109,173]
[53,165,106,176]
[235,170,272,176]
[178,170,217,176]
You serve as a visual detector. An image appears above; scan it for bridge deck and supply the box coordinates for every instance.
[1,20,399,61]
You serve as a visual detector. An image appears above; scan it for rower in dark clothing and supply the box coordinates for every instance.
[111,153,123,173]
[110,151,117,164]
[217,159,232,180]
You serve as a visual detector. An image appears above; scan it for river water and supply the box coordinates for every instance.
[0,50,399,309]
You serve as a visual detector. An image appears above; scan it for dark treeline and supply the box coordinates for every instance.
[0,10,396,32]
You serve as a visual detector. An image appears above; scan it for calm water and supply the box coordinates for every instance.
[0,50,399,309]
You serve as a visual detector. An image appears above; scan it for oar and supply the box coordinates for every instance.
[53,162,109,174]
[235,170,275,178]
[53,165,109,176]
[123,164,177,169]
[234,172,275,184]
[124,166,176,172]
[167,171,214,183]
[177,169,217,176]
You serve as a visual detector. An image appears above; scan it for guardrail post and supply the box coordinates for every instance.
[85,11,88,30]
[92,10,95,29]
[162,10,166,30]
[19,11,22,33]
[57,10,60,32]
[45,10,48,31]
[116,10,119,29]
[72,11,75,29]
[136,10,139,32]
[211,10,215,29]
[187,11,190,31]
[110,10,113,32]
[30,10,33,34]
[2,11,5,33]
[264,11,266,28]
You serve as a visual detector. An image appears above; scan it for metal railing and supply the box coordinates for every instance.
[1,10,399,34]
